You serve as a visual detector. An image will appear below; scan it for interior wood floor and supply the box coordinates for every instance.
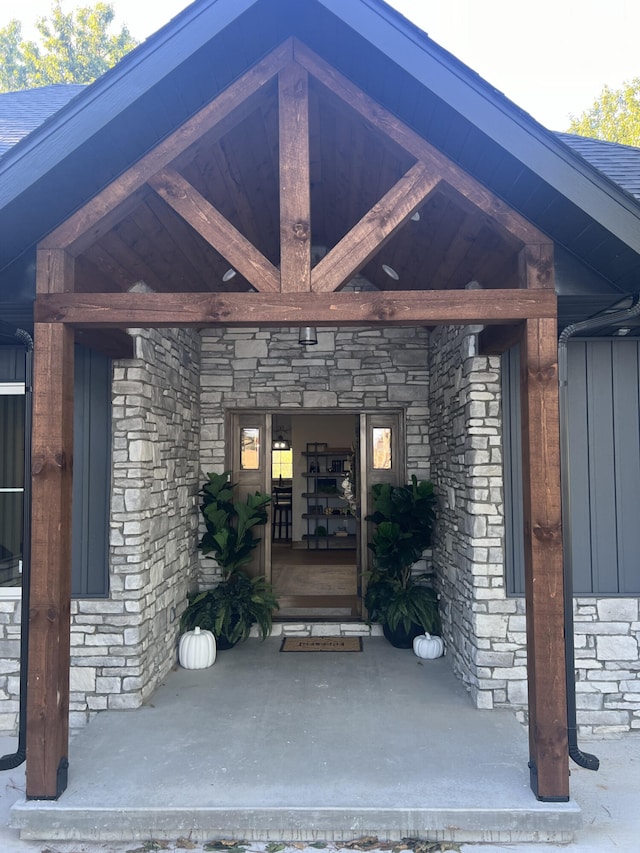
[271,542,360,619]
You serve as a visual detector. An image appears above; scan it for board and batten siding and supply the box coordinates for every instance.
[504,339,640,596]
[0,344,111,597]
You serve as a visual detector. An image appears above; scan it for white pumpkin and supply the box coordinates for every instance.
[413,633,444,659]
[179,627,216,669]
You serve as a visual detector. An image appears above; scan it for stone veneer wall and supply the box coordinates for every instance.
[428,326,527,713]
[199,326,431,588]
[0,597,21,732]
[68,328,201,727]
[429,326,640,733]
[1,324,639,734]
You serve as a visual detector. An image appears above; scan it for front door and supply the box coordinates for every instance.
[229,410,403,620]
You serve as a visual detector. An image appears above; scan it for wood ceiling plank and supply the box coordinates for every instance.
[279,61,311,292]
[143,195,235,291]
[294,39,549,248]
[98,228,171,293]
[148,167,280,293]
[478,323,524,355]
[35,288,557,328]
[81,243,140,292]
[39,40,294,254]
[74,328,134,359]
[74,254,122,294]
[121,202,213,292]
[311,163,441,293]
[418,201,468,289]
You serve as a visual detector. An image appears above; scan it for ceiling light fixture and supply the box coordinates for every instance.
[298,327,318,345]
[382,264,399,280]
[272,435,291,450]
[411,211,421,222]
[222,268,237,282]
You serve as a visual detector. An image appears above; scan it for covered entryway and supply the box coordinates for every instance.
[28,34,567,810]
[12,638,581,844]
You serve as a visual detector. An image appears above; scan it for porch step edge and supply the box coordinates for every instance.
[12,801,582,844]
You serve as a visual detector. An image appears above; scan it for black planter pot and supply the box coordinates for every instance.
[215,634,240,650]
[382,620,424,649]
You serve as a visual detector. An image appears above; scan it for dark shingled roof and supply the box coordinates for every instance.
[0,84,86,157]
[556,132,640,202]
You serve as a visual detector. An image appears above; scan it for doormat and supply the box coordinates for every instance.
[280,636,362,652]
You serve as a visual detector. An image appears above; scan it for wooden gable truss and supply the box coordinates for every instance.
[28,38,568,803]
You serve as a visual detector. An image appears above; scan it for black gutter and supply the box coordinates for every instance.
[0,323,33,771]
[558,296,640,771]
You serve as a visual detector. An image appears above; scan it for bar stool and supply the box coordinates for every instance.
[272,486,292,540]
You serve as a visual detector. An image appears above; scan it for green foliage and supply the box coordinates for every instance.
[199,471,271,575]
[180,573,279,646]
[365,476,439,635]
[568,78,640,147]
[182,471,277,646]
[0,2,138,92]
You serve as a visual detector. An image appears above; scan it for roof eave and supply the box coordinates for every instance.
[316,0,640,254]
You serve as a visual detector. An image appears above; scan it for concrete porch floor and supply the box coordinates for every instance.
[11,637,580,845]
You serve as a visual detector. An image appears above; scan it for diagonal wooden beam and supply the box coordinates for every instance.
[294,39,549,248]
[35,288,557,328]
[148,168,280,293]
[39,39,294,256]
[312,164,440,293]
[279,62,311,292]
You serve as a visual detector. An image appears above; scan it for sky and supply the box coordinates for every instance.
[1,0,640,131]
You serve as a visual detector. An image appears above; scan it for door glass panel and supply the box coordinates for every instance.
[372,427,392,469]
[0,394,25,587]
[240,427,260,470]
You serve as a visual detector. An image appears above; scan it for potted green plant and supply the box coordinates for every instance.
[180,471,278,649]
[365,476,440,649]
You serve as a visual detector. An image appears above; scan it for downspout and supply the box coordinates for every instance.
[558,295,640,771]
[0,324,33,771]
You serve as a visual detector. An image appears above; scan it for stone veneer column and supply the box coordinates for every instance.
[68,329,201,727]
[429,326,526,711]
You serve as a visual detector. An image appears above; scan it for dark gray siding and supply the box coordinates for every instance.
[72,346,111,598]
[504,340,640,596]
[502,345,525,596]
[0,346,26,382]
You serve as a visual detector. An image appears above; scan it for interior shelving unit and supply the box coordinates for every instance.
[302,444,356,550]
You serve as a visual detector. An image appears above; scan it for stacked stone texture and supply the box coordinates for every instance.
[199,326,431,588]
[1,324,639,735]
[429,326,526,713]
[68,328,201,728]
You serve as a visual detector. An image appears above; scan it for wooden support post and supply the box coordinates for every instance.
[520,316,569,801]
[27,249,75,799]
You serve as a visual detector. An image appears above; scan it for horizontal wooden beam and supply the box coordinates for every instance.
[35,289,557,328]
